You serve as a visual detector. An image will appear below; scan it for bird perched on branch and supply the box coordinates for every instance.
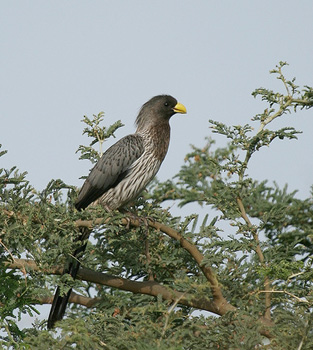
[47,95,187,329]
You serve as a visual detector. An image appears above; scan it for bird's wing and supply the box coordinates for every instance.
[75,133,145,210]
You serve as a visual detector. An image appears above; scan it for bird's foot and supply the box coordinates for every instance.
[122,211,155,231]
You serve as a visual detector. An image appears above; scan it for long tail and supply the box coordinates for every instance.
[47,227,90,329]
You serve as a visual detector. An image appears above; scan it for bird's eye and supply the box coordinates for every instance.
[164,102,169,107]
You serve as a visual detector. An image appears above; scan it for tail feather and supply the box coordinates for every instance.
[47,286,72,329]
[47,227,90,329]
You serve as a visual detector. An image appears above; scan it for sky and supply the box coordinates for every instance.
[1,0,313,200]
[1,0,313,329]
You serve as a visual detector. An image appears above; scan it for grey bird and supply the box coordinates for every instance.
[47,95,187,329]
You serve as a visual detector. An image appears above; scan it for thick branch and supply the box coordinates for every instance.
[3,209,232,315]
[41,291,100,308]
[76,216,230,312]
[7,258,232,316]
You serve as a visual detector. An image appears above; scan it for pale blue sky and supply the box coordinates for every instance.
[1,1,313,199]
[1,0,313,328]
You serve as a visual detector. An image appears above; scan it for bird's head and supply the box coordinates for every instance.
[135,95,186,131]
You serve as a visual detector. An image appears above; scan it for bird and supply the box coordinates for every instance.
[47,95,187,329]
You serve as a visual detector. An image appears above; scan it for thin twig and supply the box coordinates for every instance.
[258,290,309,304]
[0,239,16,263]
[158,291,189,347]
[256,99,292,134]
[236,197,271,320]
[297,317,312,350]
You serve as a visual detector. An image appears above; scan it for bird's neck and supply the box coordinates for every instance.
[137,122,170,161]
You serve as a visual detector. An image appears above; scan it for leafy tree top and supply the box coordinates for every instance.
[1,62,313,349]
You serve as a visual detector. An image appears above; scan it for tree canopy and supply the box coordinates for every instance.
[1,62,313,349]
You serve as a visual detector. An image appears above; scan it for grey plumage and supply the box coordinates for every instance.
[47,95,186,329]
[75,134,145,210]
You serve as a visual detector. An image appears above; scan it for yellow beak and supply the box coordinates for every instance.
[173,102,187,114]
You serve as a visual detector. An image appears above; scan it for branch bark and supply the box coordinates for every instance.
[41,291,100,308]
[3,211,274,336]
[3,209,233,315]
[7,258,232,315]
[7,258,273,337]
[76,215,231,314]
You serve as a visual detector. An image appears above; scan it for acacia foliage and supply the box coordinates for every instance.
[1,62,313,349]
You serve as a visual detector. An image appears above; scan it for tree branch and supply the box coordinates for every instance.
[40,291,100,308]
[6,258,231,316]
[3,210,273,335]
[236,197,271,320]
[3,209,232,315]
[76,216,231,314]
